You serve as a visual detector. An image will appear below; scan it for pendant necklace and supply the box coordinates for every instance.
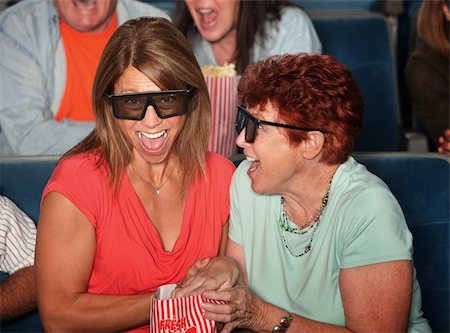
[128,164,176,195]
[278,174,333,257]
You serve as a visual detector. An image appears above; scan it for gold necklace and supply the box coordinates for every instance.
[128,164,176,195]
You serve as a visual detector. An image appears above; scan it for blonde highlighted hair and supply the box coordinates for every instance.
[61,17,211,190]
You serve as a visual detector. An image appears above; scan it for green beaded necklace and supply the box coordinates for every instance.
[278,176,333,257]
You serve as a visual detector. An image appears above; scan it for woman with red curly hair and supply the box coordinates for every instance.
[175,53,431,333]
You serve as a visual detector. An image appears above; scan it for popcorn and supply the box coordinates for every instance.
[201,63,237,77]
[150,284,222,333]
[201,63,240,157]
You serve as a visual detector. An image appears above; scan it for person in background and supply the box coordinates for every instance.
[0,195,37,322]
[0,0,168,156]
[405,0,449,154]
[35,17,235,332]
[438,129,450,155]
[176,0,320,158]
[175,0,321,74]
[174,53,431,333]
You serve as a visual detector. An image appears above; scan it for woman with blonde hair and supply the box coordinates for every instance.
[35,17,235,332]
[406,0,449,154]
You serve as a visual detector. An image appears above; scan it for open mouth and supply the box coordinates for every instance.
[246,155,260,173]
[138,130,167,152]
[196,7,218,29]
[73,0,96,9]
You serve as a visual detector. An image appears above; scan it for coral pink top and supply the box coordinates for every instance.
[43,152,235,331]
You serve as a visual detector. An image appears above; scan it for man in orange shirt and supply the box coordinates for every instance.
[0,0,169,155]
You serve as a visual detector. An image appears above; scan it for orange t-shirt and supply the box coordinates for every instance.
[56,13,118,121]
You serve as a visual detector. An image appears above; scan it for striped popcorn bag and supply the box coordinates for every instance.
[202,64,240,158]
[150,284,223,333]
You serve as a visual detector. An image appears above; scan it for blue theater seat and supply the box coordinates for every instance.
[311,14,402,151]
[0,155,58,222]
[291,0,379,13]
[354,152,449,333]
[139,0,176,16]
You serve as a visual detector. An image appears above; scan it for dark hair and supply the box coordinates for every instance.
[175,0,291,73]
[417,0,450,60]
[61,17,211,190]
[238,53,364,164]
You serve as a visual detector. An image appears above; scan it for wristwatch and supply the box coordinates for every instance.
[272,313,293,332]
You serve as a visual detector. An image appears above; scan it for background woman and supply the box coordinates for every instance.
[176,0,321,73]
[176,53,431,333]
[405,0,449,154]
[35,17,235,332]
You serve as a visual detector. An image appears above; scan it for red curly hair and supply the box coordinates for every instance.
[238,53,364,164]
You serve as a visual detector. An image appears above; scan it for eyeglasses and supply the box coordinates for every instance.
[107,89,191,120]
[235,105,327,143]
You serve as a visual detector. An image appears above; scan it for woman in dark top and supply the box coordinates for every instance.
[405,0,449,154]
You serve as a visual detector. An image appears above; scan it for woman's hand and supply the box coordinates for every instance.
[201,286,268,333]
[438,128,450,155]
[172,256,240,298]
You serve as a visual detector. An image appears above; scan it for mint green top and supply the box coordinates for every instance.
[229,157,431,332]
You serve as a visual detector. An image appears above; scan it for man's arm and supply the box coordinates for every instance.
[0,27,94,155]
[0,266,36,322]
[0,196,37,322]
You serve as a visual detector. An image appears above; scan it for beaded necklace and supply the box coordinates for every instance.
[278,175,333,257]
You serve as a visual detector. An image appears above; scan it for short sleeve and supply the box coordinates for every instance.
[207,153,236,226]
[229,161,250,245]
[0,196,36,274]
[339,187,413,268]
[42,154,109,228]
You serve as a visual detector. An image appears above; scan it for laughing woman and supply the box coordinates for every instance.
[35,17,235,332]
[175,53,431,333]
[176,0,321,74]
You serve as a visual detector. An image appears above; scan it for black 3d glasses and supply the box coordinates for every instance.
[108,89,191,120]
[235,105,327,143]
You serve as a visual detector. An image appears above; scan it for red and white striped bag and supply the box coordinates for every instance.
[205,76,241,158]
[150,284,222,333]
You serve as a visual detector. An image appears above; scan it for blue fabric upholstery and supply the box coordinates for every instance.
[0,309,43,333]
[230,152,449,332]
[353,152,449,333]
[0,156,58,332]
[142,0,380,15]
[139,0,176,14]
[0,156,58,222]
[311,14,402,151]
[291,0,379,12]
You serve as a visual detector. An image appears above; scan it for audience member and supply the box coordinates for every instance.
[176,0,321,74]
[438,128,450,155]
[176,0,320,158]
[0,0,168,156]
[0,195,37,322]
[35,17,235,332]
[175,53,431,333]
[405,0,449,152]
